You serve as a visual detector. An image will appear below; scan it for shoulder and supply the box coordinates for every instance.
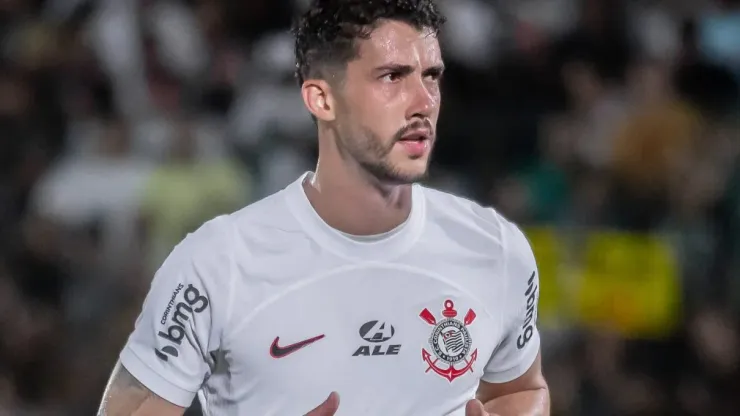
[148,191,294,318]
[227,186,295,230]
[165,187,300,277]
[419,185,536,279]
[419,185,529,252]
[420,186,501,228]
[156,214,236,289]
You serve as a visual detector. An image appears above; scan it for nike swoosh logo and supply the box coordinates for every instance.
[270,334,325,358]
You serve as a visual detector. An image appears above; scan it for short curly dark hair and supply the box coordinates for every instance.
[292,0,446,86]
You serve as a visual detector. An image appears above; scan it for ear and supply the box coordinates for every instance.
[301,79,336,122]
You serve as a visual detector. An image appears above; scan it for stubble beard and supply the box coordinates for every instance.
[348,125,431,185]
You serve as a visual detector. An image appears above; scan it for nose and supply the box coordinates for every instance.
[406,76,438,120]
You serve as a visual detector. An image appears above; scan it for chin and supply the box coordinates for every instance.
[361,157,429,185]
[386,163,429,184]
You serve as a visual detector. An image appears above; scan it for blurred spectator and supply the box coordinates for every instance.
[610,58,703,229]
[560,57,627,172]
[31,116,153,269]
[139,118,251,270]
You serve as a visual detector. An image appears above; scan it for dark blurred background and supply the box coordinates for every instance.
[0,0,739,415]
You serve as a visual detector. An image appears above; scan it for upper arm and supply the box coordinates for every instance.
[114,220,234,408]
[482,218,542,384]
[477,351,547,403]
[98,361,186,416]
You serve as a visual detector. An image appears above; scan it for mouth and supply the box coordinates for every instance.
[398,130,432,144]
[396,130,432,157]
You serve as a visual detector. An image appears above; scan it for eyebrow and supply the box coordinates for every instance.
[373,63,446,76]
[374,64,414,76]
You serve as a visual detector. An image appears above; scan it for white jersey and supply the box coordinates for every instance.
[120,173,541,416]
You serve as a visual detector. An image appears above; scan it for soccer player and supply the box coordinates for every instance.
[97,1,549,415]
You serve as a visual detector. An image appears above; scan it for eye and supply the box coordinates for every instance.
[380,72,402,83]
[425,70,444,83]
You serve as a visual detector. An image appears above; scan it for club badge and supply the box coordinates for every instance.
[419,299,477,382]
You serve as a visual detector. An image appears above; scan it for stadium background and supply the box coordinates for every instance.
[1,0,739,414]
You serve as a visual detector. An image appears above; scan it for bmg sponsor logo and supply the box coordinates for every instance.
[155,284,209,361]
[516,271,538,350]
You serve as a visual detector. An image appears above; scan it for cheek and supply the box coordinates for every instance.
[368,86,401,113]
[345,85,406,141]
[358,91,402,126]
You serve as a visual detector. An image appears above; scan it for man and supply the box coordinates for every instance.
[97,1,549,415]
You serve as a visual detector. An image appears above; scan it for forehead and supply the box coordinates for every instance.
[355,20,441,66]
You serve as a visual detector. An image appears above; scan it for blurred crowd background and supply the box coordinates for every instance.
[0,0,739,415]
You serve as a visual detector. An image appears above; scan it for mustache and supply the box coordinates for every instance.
[392,119,434,142]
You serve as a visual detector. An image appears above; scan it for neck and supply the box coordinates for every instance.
[304,141,413,236]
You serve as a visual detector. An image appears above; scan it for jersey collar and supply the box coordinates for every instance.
[285,172,426,261]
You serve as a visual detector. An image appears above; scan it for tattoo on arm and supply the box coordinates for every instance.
[97,361,154,416]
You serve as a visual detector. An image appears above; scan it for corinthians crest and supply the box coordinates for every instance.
[419,299,477,382]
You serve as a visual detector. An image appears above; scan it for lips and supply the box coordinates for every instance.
[397,129,432,157]
[399,130,431,143]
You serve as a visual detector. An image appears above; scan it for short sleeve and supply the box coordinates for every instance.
[120,220,234,407]
[482,219,541,383]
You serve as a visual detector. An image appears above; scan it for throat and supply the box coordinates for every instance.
[303,175,413,236]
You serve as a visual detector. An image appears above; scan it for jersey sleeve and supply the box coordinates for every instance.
[481,219,541,383]
[119,220,234,407]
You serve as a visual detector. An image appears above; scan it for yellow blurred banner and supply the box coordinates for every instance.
[525,227,681,339]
